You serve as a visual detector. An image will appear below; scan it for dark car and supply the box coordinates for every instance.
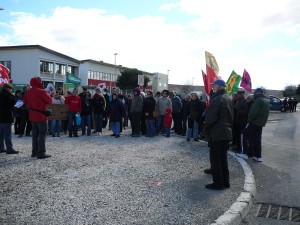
[267,96,287,112]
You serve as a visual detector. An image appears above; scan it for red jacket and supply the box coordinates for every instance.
[23,78,52,122]
[65,95,82,112]
[163,108,172,128]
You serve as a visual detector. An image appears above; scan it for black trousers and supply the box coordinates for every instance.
[172,112,182,134]
[131,112,142,135]
[210,140,230,187]
[32,121,48,156]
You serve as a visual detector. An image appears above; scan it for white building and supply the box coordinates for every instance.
[0,45,167,92]
[0,45,80,91]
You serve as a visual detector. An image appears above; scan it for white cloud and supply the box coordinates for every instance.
[1,1,300,90]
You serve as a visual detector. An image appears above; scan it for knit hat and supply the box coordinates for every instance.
[254,88,264,93]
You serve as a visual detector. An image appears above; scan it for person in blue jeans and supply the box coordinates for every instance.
[91,89,106,135]
[0,83,18,154]
[79,88,92,136]
[109,93,125,138]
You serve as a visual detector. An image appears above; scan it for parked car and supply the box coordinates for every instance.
[267,96,287,112]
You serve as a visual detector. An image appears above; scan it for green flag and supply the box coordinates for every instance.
[226,70,242,94]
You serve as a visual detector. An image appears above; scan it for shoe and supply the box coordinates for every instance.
[224,183,230,189]
[6,150,19,154]
[253,157,263,162]
[205,183,224,190]
[165,135,170,138]
[0,149,6,153]
[52,134,56,137]
[236,153,249,159]
[74,135,79,137]
[204,169,212,174]
[111,134,116,136]
[37,154,51,159]
[187,138,190,142]
[115,134,120,138]
[193,138,200,142]
[69,133,72,137]
[18,135,23,138]
[57,134,60,137]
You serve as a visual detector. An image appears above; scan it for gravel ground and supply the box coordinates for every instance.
[0,128,244,225]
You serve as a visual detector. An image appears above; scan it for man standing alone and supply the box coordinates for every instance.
[203,79,234,190]
[0,83,18,154]
[23,77,52,159]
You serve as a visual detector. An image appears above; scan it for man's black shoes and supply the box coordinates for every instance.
[204,169,212,174]
[6,150,19,154]
[37,154,51,159]
[205,183,224,190]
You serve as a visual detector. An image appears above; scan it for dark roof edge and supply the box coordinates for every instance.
[0,45,80,63]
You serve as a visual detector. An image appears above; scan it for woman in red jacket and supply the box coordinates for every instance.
[23,77,52,159]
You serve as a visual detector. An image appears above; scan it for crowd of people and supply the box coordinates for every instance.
[283,97,298,113]
[0,76,297,190]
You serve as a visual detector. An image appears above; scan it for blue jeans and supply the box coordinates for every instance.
[81,114,91,135]
[112,122,120,135]
[51,120,61,134]
[165,127,170,137]
[145,118,155,137]
[187,120,199,138]
[0,123,13,152]
[156,115,165,135]
[94,113,104,133]
[68,111,78,136]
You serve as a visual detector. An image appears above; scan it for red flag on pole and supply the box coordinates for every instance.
[202,70,210,106]
[240,69,252,92]
[0,64,11,87]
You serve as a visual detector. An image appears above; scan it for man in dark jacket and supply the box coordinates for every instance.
[203,79,234,190]
[23,77,52,159]
[232,90,248,152]
[143,91,157,137]
[109,93,125,138]
[130,87,143,137]
[79,87,92,136]
[238,88,269,162]
[169,91,183,135]
[0,83,18,154]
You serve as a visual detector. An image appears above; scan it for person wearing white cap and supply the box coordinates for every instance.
[203,79,234,190]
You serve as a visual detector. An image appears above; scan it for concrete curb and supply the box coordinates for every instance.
[210,151,256,225]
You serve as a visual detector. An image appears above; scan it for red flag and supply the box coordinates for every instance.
[0,64,10,87]
[205,51,219,94]
[240,69,252,92]
[202,70,210,106]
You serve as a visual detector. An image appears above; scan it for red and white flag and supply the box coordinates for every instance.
[0,64,11,87]
[240,69,252,92]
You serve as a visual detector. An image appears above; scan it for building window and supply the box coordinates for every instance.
[88,71,91,79]
[68,66,76,75]
[40,61,54,74]
[99,72,103,80]
[55,63,66,75]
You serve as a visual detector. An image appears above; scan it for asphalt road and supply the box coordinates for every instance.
[244,109,300,225]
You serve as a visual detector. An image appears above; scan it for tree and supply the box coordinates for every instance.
[117,68,150,91]
[282,85,297,97]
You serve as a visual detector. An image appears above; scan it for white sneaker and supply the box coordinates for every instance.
[236,153,248,159]
[99,132,102,136]
[96,132,100,135]
[253,157,263,162]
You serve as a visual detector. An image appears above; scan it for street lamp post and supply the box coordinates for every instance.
[112,53,118,92]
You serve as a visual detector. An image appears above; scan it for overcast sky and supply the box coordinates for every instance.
[0,0,299,90]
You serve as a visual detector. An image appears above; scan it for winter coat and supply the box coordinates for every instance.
[203,89,234,142]
[92,95,106,114]
[109,99,125,122]
[157,97,172,116]
[181,98,190,116]
[0,88,15,123]
[23,78,52,122]
[79,92,92,115]
[163,108,173,128]
[130,95,143,113]
[234,97,248,125]
[65,95,82,112]
[171,96,182,113]
[186,99,205,123]
[248,94,269,127]
[143,96,156,118]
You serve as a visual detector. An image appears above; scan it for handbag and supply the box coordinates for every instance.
[29,108,52,117]
[152,111,159,118]
[76,114,81,125]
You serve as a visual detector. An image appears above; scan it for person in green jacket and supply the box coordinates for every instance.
[203,79,234,190]
[237,88,269,162]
